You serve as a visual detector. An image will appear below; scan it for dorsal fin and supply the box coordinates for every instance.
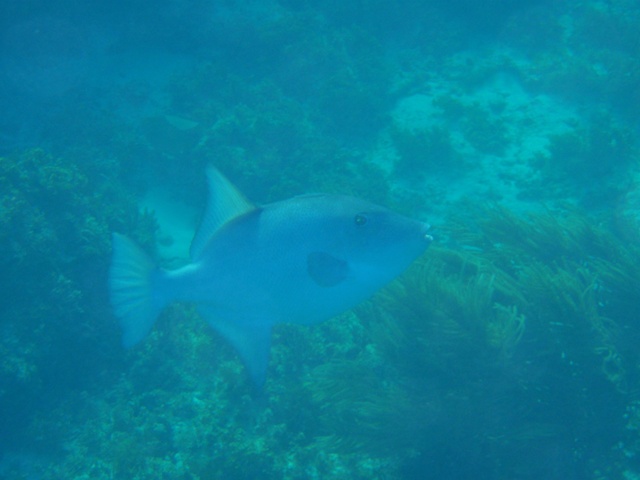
[190,166,255,260]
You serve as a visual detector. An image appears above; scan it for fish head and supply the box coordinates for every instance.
[299,194,432,288]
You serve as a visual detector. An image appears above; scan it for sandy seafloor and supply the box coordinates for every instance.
[1,0,640,479]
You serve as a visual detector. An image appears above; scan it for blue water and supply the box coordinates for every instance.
[1,0,640,478]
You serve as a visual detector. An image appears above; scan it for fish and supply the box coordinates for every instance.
[109,167,432,385]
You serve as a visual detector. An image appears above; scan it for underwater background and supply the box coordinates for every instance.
[1,0,640,478]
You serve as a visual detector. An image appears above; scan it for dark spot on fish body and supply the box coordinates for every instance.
[307,251,349,287]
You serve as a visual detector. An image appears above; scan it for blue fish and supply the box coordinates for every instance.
[109,167,432,385]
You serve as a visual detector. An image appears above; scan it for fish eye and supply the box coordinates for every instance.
[354,213,368,226]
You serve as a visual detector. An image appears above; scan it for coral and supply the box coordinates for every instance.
[541,112,636,187]
[0,148,157,452]
[390,124,462,180]
[523,2,640,122]
[458,102,508,156]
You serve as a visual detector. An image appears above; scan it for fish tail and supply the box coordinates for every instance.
[109,233,165,348]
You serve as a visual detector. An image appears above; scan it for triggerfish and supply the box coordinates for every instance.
[109,167,432,385]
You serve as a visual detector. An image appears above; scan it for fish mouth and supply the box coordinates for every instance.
[422,223,434,243]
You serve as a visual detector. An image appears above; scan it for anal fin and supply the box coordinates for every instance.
[198,306,272,387]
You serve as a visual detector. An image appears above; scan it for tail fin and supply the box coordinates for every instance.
[109,233,164,348]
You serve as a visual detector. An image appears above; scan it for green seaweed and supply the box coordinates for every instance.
[296,204,640,477]
[19,200,639,479]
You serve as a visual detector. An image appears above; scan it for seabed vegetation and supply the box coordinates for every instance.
[3,148,640,478]
[1,0,640,478]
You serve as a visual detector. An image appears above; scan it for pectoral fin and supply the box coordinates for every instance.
[307,251,349,287]
[198,307,272,387]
